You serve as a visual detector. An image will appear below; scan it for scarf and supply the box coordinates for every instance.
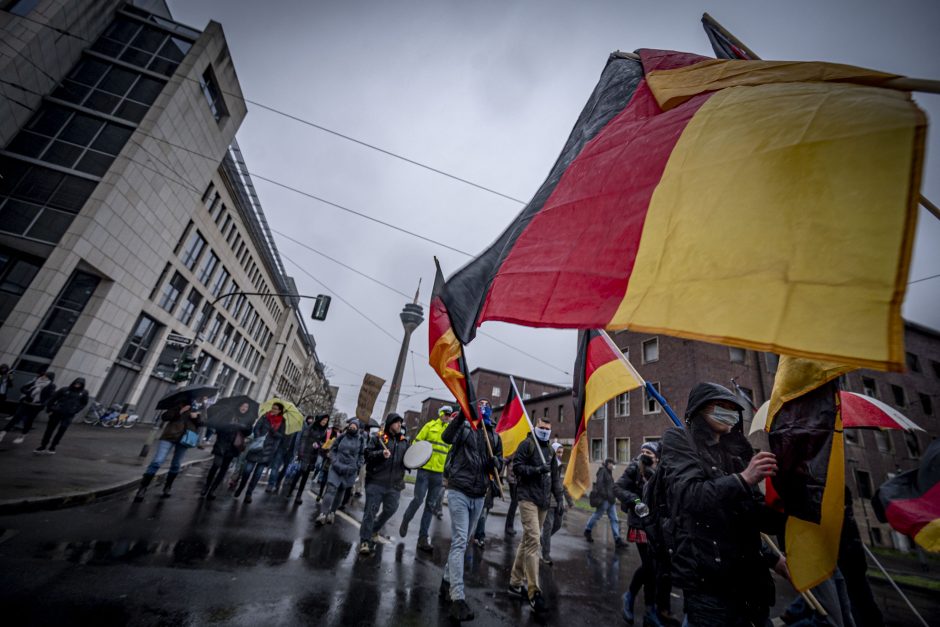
[266,411,284,432]
[30,378,51,403]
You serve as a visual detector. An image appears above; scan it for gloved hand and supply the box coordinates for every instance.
[540,463,552,475]
[556,501,567,517]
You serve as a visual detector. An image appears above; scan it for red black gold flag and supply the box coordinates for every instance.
[439,49,924,372]
[874,439,940,553]
[428,258,477,426]
[495,383,530,457]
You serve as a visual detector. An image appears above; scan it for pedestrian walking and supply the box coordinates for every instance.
[359,413,409,555]
[615,441,670,626]
[0,371,55,444]
[33,378,88,455]
[398,405,452,552]
[315,418,366,526]
[315,421,338,501]
[234,403,287,503]
[134,402,204,502]
[0,364,13,404]
[285,414,330,505]
[472,402,503,548]
[540,442,573,565]
[439,406,499,622]
[506,417,563,614]
[200,402,252,500]
[584,457,626,547]
[659,382,787,627]
[504,452,519,536]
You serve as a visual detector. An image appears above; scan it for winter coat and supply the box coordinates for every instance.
[159,406,204,443]
[364,416,410,490]
[247,412,287,464]
[592,465,616,504]
[614,459,654,528]
[212,421,252,458]
[481,425,504,509]
[20,376,56,407]
[442,412,499,499]
[327,430,366,488]
[513,434,563,510]
[412,417,451,473]
[296,422,329,468]
[46,378,89,417]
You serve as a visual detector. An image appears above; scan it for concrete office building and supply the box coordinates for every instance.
[0,0,325,418]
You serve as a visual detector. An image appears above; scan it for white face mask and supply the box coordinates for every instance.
[708,406,740,426]
[534,427,551,441]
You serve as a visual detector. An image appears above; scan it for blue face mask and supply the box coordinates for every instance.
[534,427,551,441]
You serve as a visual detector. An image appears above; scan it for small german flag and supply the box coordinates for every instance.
[428,258,477,426]
[564,330,643,499]
[495,380,531,457]
[874,439,940,553]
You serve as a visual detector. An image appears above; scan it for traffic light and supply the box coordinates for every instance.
[173,351,197,382]
[311,294,331,321]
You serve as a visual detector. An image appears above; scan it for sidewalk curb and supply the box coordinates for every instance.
[0,456,211,516]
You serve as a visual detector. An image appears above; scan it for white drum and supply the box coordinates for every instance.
[403,440,433,469]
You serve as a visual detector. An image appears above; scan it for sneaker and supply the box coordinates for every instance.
[314,513,327,527]
[326,512,334,525]
[504,527,517,536]
[507,583,527,599]
[13,436,25,444]
[358,541,372,555]
[614,537,628,549]
[529,591,547,614]
[622,590,635,624]
[417,537,434,553]
[438,578,450,600]
[584,529,594,543]
[399,519,409,537]
[541,556,553,566]
[33,447,46,455]
[450,599,474,621]
[46,449,56,455]
[293,498,302,506]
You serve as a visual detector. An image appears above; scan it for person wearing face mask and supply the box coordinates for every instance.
[1,371,55,444]
[506,417,564,615]
[585,457,627,548]
[660,383,787,627]
[615,441,673,626]
[315,418,366,526]
[358,413,410,555]
[472,400,504,548]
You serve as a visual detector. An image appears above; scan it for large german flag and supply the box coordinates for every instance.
[429,258,477,425]
[441,49,925,371]
[495,383,530,457]
[873,438,940,553]
[564,330,643,499]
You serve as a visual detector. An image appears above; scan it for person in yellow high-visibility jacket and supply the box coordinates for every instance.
[398,405,454,551]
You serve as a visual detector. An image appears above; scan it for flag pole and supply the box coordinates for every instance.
[599,331,683,428]
[510,375,546,465]
[760,533,829,617]
[862,544,930,627]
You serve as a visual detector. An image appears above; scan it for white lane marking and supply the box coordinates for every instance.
[306,490,391,545]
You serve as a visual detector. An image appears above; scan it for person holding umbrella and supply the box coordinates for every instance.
[235,402,287,504]
[134,398,205,502]
[201,399,255,500]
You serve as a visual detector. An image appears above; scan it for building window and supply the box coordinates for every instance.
[158,271,187,313]
[149,263,170,301]
[904,432,921,459]
[201,183,214,204]
[191,352,217,386]
[615,438,631,464]
[932,360,940,379]
[491,386,501,399]
[227,331,241,358]
[643,382,662,414]
[193,302,213,334]
[0,249,41,328]
[873,430,893,454]
[615,392,630,417]
[8,103,133,176]
[120,314,161,364]
[206,313,224,344]
[906,352,921,373]
[861,377,877,399]
[543,407,549,419]
[844,429,862,447]
[199,66,228,122]
[729,347,746,363]
[890,384,905,407]
[765,353,780,373]
[217,323,234,352]
[854,469,873,499]
[871,527,883,546]
[176,288,202,325]
[642,338,659,364]
[0,156,96,245]
[196,251,219,285]
[179,230,206,270]
[590,439,604,462]
[919,393,933,415]
[214,364,235,395]
[51,57,166,123]
[593,404,607,420]
[15,270,100,375]
[557,404,564,422]
[210,266,230,297]
[91,15,192,77]
[232,374,250,395]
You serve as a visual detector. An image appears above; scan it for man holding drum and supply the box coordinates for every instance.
[399,405,453,552]
[359,413,410,555]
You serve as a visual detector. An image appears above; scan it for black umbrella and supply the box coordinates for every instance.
[207,395,258,430]
[155,384,219,411]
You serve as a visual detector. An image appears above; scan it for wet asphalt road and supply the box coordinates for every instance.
[0,463,935,626]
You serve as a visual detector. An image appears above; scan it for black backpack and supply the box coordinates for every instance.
[642,428,702,555]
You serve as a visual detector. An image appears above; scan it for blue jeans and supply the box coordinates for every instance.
[267,448,288,489]
[401,469,443,538]
[443,489,484,601]
[586,499,621,537]
[360,482,402,541]
[474,507,489,541]
[145,439,188,475]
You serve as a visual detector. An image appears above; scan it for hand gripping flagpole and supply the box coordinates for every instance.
[598,331,683,428]
[510,375,546,465]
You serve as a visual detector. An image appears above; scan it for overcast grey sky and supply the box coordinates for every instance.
[167,0,940,417]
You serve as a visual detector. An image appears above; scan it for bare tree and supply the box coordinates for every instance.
[294,361,335,416]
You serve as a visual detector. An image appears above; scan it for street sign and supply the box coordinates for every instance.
[311,294,332,321]
[166,332,193,347]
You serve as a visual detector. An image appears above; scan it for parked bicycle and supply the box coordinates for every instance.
[83,401,140,428]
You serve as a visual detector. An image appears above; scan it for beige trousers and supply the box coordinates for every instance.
[510,500,547,599]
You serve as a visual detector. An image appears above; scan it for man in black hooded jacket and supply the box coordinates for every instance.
[359,413,409,555]
[659,382,787,627]
[34,377,88,455]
